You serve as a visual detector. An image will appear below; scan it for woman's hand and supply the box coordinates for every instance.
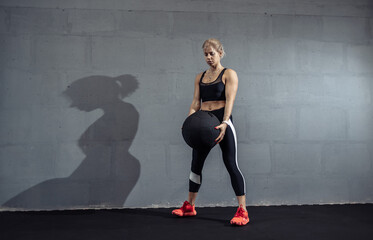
[215,122,228,143]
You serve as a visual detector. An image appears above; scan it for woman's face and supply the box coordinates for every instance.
[203,45,221,67]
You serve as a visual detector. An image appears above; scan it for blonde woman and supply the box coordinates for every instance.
[172,39,249,226]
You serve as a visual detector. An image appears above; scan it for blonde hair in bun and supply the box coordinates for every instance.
[202,38,225,58]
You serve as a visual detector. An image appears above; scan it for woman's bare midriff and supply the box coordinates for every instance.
[200,100,226,111]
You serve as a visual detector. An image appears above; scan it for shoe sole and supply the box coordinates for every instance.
[172,211,197,217]
[230,218,249,226]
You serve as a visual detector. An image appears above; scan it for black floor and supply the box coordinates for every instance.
[1,204,373,240]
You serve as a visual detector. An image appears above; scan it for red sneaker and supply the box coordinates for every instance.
[172,201,197,217]
[230,206,249,226]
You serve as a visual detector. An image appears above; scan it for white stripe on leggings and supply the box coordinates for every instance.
[225,119,246,195]
[189,172,201,184]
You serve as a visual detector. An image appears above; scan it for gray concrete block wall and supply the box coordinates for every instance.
[0,0,372,210]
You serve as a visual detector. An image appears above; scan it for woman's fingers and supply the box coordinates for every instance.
[215,132,225,143]
[215,124,226,143]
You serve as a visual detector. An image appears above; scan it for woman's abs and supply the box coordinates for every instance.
[200,100,225,111]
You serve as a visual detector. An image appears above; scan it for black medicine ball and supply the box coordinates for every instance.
[182,111,220,150]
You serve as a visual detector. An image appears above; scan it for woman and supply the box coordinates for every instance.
[172,38,249,226]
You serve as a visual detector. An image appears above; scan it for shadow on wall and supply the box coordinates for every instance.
[2,75,140,210]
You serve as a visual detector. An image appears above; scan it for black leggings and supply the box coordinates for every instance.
[189,107,246,196]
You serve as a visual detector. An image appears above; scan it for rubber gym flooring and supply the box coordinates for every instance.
[1,204,372,240]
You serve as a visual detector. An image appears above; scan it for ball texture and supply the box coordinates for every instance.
[182,111,220,150]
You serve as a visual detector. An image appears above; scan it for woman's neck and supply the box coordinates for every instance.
[209,63,223,73]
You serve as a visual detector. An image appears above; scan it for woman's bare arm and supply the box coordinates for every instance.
[214,69,238,143]
[223,69,238,122]
[188,73,202,116]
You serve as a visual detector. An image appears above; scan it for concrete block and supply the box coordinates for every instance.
[120,11,170,36]
[323,16,369,43]
[0,70,30,109]
[56,107,100,142]
[295,74,325,104]
[168,72,195,103]
[172,12,219,37]
[348,176,373,203]
[248,106,297,140]
[272,15,323,40]
[270,73,346,105]
[217,37,251,74]
[0,0,372,18]
[294,3,325,17]
[247,40,271,71]
[202,146,226,183]
[347,44,373,73]
[0,70,67,110]
[273,143,322,174]
[54,142,84,178]
[0,108,33,145]
[295,74,357,105]
[9,7,68,35]
[322,75,371,105]
[92,36,145,71]
[139,104,186,142]
[295,73,372,106]
[0,8,10,33]
[0,183,20,206]
[132,142,166,188]
[270,73,300,104]
[248,176,301,205]
[0,35,31,69]
[319,176,352,203]
[238,143,271,174]
[299,176,350,204]
[66,144,113,180]
[268,38,297,72]
[322,143,371,175]
[167,143,192,182]
[190,38,208,68]
[4,179,91,210]
[296,40,344,73]
[230,105,248,141]
[248,38,296,72]
[218,13,269,38]
[0,144,56,179]
[236,73,272,105]
[68,9,120,34]
[144,37,196,72]
[127,72,172,105]
[299,107,347,140]
[348,107,373,140]
[29,106,63,143]
[320,2,373,18]
[167,143,227,196]
[0,181,47,206]
[33,35,89,71]
[32,71,67,107]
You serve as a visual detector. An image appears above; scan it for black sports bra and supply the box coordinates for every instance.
[199,68,227,102]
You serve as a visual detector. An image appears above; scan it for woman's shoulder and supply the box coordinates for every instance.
[194,71,205,84]
[224,68,237,75]
[195,71,206,80]
[223,68,238,79]
[197,71,205,77]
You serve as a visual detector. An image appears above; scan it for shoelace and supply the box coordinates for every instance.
[182,201,190,211]
[234,208,246,217]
